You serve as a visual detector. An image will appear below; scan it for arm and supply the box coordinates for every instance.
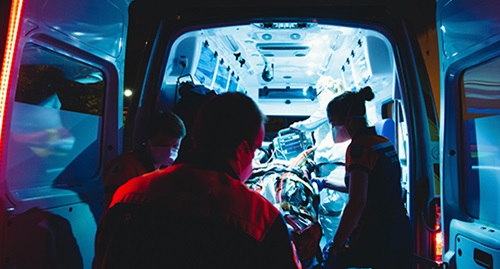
[330,168,368,251]
[311,165,348,192]
[290,107,328,131]
[322,176,348,193]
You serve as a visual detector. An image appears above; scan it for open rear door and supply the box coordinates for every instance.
[0,0,132,268]
[437,0,500,268]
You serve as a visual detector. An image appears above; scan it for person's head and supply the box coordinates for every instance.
[147,110,186,168]
[326,86,375,143]
[192,92,267,182]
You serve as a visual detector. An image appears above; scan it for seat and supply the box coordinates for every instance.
[374,118,396,145]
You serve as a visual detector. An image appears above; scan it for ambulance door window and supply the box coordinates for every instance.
[6,43,105,198]
[461,57,500,224]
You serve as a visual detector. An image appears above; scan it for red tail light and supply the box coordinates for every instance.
[432,200,443,263]
[0,0,24,162]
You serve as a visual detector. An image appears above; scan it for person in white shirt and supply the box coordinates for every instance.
[289,76,350,243]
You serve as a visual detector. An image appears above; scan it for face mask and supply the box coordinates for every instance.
[239,124,264,182]
[331,125,351,143]
[149,146,179,169]
[148,136,182,169]
[239,158,254,183]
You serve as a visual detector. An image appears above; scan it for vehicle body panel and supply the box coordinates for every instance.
[437,0,500,268]
[0,0,130,267]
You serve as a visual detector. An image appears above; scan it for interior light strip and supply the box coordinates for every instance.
[0,0,24,149]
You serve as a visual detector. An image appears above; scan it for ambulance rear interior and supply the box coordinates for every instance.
[149,20,412,257]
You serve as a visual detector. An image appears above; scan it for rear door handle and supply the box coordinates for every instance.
[474,248,493,268]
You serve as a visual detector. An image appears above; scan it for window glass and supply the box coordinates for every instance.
[214,59,229,93]
[194,43,216,86]
[351,40,372,86]
[341,59,356,92]
[236,83,245,93]
[7,43,105,198]
[461,57,500,225]
[228,73,238,92]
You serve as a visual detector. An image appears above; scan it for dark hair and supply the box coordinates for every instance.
[174,85,217,154]
[147,110,186,139]
[192,92,267,159]
[327,86,375,122]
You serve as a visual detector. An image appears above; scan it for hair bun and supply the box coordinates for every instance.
[358,86,375,101]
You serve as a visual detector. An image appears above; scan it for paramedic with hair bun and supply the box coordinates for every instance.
[93,92,301,269]
[316,86,413,269]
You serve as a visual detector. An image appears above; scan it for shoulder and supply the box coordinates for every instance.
[346,134,389,170]
[111,164,281,240]
[103,151,146,185]
[105,151,140,170]
[226,180,281,241]
[104,151,148,175]
[349,133,388,151]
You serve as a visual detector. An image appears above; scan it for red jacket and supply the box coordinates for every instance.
[102,149,155,209]
[94,161,301,269]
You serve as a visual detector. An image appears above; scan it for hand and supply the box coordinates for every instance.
[310,177,325,192]
[326,241,345,257]
[289,122,300,130]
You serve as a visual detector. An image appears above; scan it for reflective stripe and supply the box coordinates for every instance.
[371,140,392,151]
[291,242,303,269]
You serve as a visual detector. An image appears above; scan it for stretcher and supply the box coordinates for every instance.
[247,129,323,264]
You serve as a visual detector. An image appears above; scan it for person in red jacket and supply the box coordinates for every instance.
[102,110,186,209]
[93,92,302,269]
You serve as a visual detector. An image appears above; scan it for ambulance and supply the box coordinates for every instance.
[0,0,497,268]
